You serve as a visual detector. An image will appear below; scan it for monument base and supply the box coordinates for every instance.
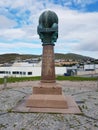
[33,82,62,95]
[13,95,81,114]
[23,82,81,113]
[26,82,68,109]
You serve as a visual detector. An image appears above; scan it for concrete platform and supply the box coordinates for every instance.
[13,95,81,114]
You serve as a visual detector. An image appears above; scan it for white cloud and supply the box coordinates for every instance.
[0,42,41,50]
[55,10,98,52]
[0,28,26,40]
[0,15,17,29]
[0,42,41,54]
[73,0,98,7]
[0,26,39,41]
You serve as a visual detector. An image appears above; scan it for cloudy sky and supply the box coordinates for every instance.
[0,0,98,58]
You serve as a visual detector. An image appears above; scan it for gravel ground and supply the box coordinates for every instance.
[0,81,98,130]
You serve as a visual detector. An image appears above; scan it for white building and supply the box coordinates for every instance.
[0,62,67,78]
[84,64,98,70]
[77,64,98,76]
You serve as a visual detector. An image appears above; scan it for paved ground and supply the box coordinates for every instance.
[0,81,98,130]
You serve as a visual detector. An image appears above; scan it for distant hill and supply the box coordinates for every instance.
[0,53,40,64]
[0,53,94,64]
[55,53,94,61]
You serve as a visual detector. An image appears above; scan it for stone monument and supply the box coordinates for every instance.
[38,10,58,83]
[25,10,81,113]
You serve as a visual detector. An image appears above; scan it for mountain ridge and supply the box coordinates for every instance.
[0,53,94,64]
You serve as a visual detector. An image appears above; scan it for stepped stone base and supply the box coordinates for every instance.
[13,82,81,114]
[27,83,68,109]
[13,95,81,114]
[26,94,68,108]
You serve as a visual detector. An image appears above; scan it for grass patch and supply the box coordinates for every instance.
[0,76,41,84]
[7,76,41,83]
[0,76,97,84]
[0,78,4,84]
[56,76,97,81]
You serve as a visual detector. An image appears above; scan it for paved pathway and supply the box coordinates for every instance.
[0,81,98,130]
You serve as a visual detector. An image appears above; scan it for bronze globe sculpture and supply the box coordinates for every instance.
[37,10,58,45]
